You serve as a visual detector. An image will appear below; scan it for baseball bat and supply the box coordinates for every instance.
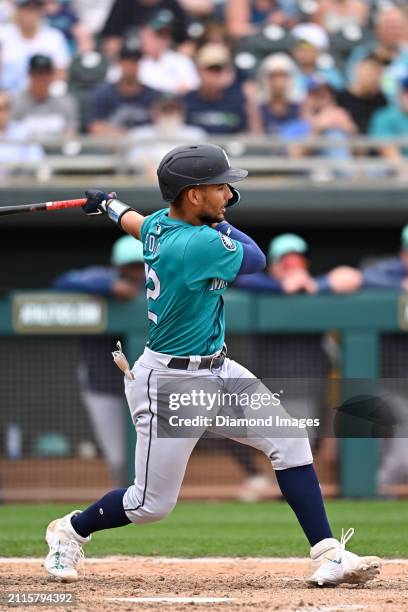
[0,198,87,217]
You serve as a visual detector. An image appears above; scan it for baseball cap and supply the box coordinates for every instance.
[196,44,231,69]
[268,233,308,261]
[401,225,408,248]
[291,23,329,50]
[261,53,294,75]
[148,9,174,31]
[111,235,144,267]
[29,54,53,73]
[307,73,330,92]
[119,39,142,61]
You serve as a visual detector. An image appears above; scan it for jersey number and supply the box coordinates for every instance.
[145,264,160,324]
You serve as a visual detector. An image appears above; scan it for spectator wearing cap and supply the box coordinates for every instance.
[0,0,70,92]
[0,88,44,178]
[101,0,190,59]
[11,54,79,138]
[336,54,387,134]
[234,232,361,294]
[43,0,93,55]
[87,41,159,136]
[291,23,344,96]
[127,94,206,175]
[183,43,261,134]
[369,76,408,173]
[225,0,300,38]
[347,6,408,103]
[53,235,146,486]
[311,0,369,34]
[137,11,199,95]
[257,53,301,134]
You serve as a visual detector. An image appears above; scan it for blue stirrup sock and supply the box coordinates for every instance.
[275,464,333,546]
[71,488,131,538]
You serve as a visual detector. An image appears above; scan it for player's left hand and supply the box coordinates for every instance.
[83,189,116,216]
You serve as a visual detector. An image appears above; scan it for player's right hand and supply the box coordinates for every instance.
[83,189,112,216]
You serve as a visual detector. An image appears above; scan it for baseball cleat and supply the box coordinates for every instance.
[306,528,382,587]
[44,510,91,582]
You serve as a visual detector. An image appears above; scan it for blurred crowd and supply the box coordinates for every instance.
[0,0,408,176]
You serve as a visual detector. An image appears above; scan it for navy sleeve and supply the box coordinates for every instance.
[234,272,283,293]
[216,221,266,273]
[52,267,118,296]
[315,274,332,293]
[362,259,405,290]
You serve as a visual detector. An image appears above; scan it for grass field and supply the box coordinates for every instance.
[1,500,407,558]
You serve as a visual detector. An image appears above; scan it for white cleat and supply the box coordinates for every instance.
[44,510,91,582]
[306,528,382,587]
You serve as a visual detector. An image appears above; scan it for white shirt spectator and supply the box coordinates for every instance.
[0,22,70,92]
[138,50,200,95]
[73,0,115,35]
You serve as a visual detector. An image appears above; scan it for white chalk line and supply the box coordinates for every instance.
[106,596,235,604]
[0,556,406,564]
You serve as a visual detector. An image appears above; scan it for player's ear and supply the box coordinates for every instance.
[187,187,200,207]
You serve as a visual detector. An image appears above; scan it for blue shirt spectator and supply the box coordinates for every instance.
[257,54,301,134]
[87,40,160,135]
[361,225,408,290]
[183,44,251,135]
[291,23,345,96]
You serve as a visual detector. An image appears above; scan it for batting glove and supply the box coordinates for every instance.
[83,189,114,216]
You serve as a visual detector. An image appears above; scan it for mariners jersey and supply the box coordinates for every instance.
[141,208,244,356]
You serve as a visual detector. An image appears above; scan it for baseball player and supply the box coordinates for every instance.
[44,144,381,587]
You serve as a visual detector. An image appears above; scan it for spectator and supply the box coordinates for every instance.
[137,10,200,94]
[101,0,190,58]
[311,0,369,34]
[0,88,44,178]
[53,235,146,486]
[337,54,387,134]
[183,43,261,134]
[72,0,114,36]
[127,94,206,175]
[0,0,70,92]
[225,0,300,38]
[43,0,93,55]
[369,76,408,174]
[11,54,79,138]
[347,6,408,102]
[87,40,159,137]
[291,22,344,95]
[258,53,301,134]
[282,76,356,165]
[234,233,361,294]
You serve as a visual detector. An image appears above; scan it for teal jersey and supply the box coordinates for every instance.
[141,208,244,356]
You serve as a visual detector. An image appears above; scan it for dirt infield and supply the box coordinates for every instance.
[0,558,406,612]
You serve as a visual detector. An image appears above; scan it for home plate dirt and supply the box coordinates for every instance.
[0,558,406,612]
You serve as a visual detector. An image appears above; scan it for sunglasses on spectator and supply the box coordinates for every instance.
[203,64,229,72]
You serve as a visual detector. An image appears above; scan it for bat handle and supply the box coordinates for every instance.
[46,198,87,211]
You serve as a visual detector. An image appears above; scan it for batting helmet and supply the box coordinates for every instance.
[157,144,248,207]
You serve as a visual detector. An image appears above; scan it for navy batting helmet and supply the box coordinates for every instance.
[157,144,248,207]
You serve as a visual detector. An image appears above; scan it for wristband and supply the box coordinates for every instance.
[106,199,132,228]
